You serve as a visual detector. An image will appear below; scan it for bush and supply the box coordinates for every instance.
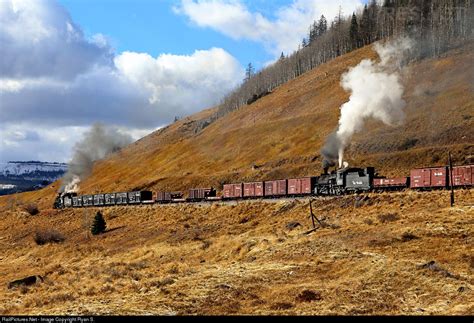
[24,204,39,216]
[91,211,107,235]
[377,213,400,223]
[34,229,65,245]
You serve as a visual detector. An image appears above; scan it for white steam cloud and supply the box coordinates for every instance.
[321,37,414,170]
[60,123,133,194]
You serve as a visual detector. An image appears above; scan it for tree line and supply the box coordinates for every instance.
[195,0,473,128]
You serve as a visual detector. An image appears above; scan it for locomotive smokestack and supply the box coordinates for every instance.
[320,37,413,170]
[60,123,133,194]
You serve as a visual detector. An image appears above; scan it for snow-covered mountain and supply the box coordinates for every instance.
[0,161,67,177]
[0,161,67,195]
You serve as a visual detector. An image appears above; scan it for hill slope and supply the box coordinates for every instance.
[0,42,473,316]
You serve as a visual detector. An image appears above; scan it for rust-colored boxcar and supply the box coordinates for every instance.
[243,182,264,198]
[410,167,448,189]
[157,191,183,202]
[373,177,409,188]
[287,177,316,195]
[264,179,287,197]
[450,165,473,186]
[188,187,216,201]
[223,183,243,199]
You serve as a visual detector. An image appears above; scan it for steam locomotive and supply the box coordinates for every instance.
[53,163,472,209]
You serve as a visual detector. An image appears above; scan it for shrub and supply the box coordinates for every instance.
[24,204,39,216]
[377,213,400,223]
[91,211,107,235]
[401,232,419,242]
[34,229,65,245]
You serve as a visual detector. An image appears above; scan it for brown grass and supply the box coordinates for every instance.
[0,42,473,315]
[0,190,472,315]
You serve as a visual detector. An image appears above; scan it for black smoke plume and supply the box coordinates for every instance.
[60,123,133,194]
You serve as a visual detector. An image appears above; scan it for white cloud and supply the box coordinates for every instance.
[175,0,364,56]
[0,0,244,162]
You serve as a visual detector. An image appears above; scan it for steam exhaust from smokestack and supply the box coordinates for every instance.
[321,37,414,169]
[60,123,133,195]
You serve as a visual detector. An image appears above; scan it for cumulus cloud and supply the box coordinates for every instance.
[0,0,113,80]
[0,0,244,162]
[174,0,363,56]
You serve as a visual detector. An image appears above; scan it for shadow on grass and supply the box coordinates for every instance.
[104,226,126,234]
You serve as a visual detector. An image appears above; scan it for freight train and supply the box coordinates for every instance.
[53,164,473,209]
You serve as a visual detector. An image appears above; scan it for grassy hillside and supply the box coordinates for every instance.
[0,41,473,315]
[0,190,472,314]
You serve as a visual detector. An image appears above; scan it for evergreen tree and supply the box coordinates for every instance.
[244,62,255,82]
[360,4,370,45]
[318,15,327,36]
[91,211,106,235]
[350,13,360,49]
[309,20,318,43]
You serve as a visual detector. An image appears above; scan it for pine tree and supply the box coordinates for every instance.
[318,15,327,36]
[350,13,360,50]
[244,62,255,82]
[360,4,370,45]
[91,211,106,235]
[309,20,318,44]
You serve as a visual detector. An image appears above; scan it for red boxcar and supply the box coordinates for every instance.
[287,177,316,195]
[243,182,264,198]
[264,179,287,197]
[450,165,473,186]
[223,183,243,199]
[188,188,216,200]
[373,177,409,188]
[410,167,448,189]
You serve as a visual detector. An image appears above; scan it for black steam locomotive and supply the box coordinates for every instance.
[316,167,374,195]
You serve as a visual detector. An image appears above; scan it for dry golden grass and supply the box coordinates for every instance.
[0,42,473,315]
[0,190,472,315]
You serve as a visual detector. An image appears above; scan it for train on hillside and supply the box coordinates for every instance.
[53,163,473,209]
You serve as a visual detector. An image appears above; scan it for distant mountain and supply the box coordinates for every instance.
[0,161,67,195]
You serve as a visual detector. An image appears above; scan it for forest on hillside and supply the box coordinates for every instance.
[190,0,473,131]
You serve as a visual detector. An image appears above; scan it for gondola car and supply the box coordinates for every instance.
[82,195,94,207]
[115,192,128,205]
[105,193,116,206]
[93,194,105,206]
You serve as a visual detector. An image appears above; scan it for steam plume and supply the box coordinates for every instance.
[321,37,414,170]
[60,123,133,193]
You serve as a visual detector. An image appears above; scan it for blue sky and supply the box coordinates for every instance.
[57,0,291,70]
[58,0,365,70]
[0,0,366,162]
